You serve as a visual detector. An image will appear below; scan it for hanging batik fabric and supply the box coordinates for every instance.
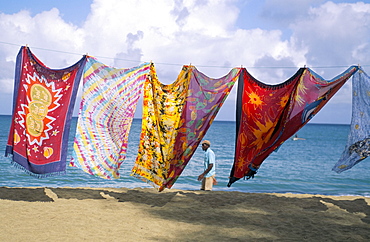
[70,57,150,179]
[228,66,359,186]
[333,68,370,172]
[5,46,86,177]
[132,65,241,191]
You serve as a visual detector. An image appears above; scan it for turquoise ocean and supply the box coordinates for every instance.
[0,114,369,196]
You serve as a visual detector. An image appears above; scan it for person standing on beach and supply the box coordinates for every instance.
[198,140,217,191]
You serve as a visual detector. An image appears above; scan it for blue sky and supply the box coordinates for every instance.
[0,0,369,123]
[0,0,91,26]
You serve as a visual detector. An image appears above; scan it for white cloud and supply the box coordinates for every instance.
[286,1,370,106]
[290,2,370,69]
[0,0,369,123]
[0,78,14,93]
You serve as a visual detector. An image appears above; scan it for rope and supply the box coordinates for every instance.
[1,41,368,69]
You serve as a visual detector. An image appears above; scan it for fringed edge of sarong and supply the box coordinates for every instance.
[9,159,66,178]
[245,68,305,90]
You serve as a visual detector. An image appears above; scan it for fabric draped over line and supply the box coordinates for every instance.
[131,65,241,191]
[4,46,363,184]
[228,66,359,187]
[5,46,87,177]
[70,57,150,179]
[333,68,370,172]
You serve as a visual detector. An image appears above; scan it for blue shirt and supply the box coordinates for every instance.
[204,148,216,178]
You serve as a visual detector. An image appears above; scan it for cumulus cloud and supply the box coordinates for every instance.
[0,0,369,122]
[290,2,370,70]
[113,31,144,67]
[287,1,370,107]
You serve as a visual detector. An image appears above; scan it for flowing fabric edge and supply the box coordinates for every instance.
[7,156,67,178]
[243,67,305,90]
[308,65,359,83]
[26,46,87,72]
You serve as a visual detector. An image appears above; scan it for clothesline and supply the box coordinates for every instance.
[0,40,366,70]
[5,46,368,191]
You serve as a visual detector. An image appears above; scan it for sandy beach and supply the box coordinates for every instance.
[0,187,369,241]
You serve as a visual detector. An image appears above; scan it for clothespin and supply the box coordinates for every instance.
[358,64,363,73]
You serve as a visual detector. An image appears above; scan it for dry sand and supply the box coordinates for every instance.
[0,187,369,241]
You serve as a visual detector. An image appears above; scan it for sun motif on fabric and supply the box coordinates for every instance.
[279,94,290,108]
[18,73,61,146]
[248,91,264,109]
[249,118,276,151]
[236,157,248,172]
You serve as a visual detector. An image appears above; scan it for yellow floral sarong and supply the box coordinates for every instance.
[132,65,241,191]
